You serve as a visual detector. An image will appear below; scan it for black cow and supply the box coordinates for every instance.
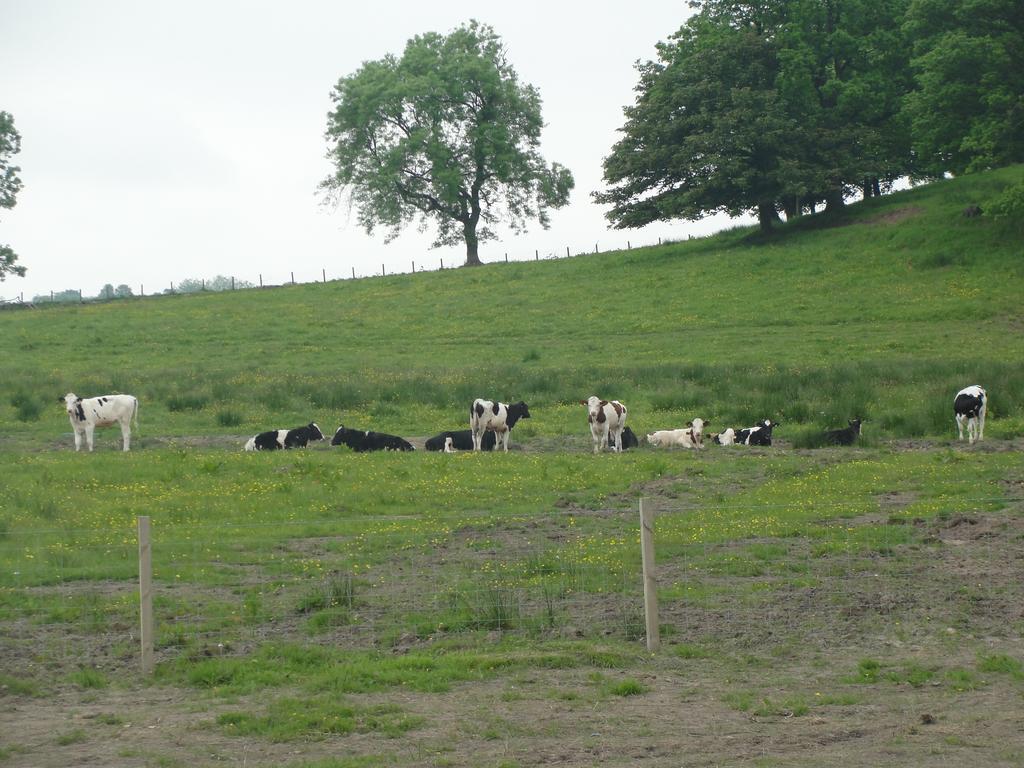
[823,419,862,446]
[425,429,496,452]
[244,422,324,451]
[736,419,779,446]
[608,426,640,450]
[331,425,414,452]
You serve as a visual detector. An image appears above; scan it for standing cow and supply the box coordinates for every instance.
[581,396,627,454]
[470,399,531,452]
[62,392,139,452]
[953,385,987,444]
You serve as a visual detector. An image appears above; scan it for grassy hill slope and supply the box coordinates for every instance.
[2,165,1023,445]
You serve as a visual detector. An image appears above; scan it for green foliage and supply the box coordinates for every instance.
[10,390,42,422]
[0,110,25,281]
[987,180,1024,230]
[322,20,573,265]
[598,0,913,231]
[904,0,1024,175]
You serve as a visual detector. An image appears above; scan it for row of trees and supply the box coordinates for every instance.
[325,2,1022,256]
[596,0,1024,232]
[31,276,254,304]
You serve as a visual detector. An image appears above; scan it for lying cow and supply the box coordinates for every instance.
[953,385,987,444]
[470,399,531,452]
[711,428,736,446]
[646,418,708,449]
[62,392,139,452]
[823,418,862,446]
[425,429,496,452]
[244,422,324,451]
[609,426,639,451]
[736,419,779,446]
[331,425,414,452]
[581,396,627,453]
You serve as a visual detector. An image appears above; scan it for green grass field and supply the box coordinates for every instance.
[1,167,1023,767]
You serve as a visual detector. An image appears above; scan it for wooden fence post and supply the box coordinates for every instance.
[565,246,570,258]
[352,267,356,279]
[639,499,660,652]
[322,268,326,283]
[137,516,154,674]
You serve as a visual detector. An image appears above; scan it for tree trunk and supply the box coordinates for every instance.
[463,223,482,267]
[824,188,845,213]
[872,178,881,197]
[757,202,780,233]
[781,195,802,220]
[862,179,873,199]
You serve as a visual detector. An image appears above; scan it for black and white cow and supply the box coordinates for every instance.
[823,418,862,446]
[711,428,736,446]
[470,399,531,452]
[736,419,779,446]
[581,396,627,453]
[425,429,496,452]
[62,393,139,452]
[609,426,640,451]
[331,425,414,452]
[953,385,987,444]
[244,422,325,451]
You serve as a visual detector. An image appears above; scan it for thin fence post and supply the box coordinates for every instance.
[231,276,235,290]
[352,267,356,279]
[440,258,444,270]
[259,273,263,288]
[382,263,385,277]
[322,268,326,283]
[291,271,295,285]
[565,246,570,258]
[412,260,415,273]
[535,249,538,260]
[628,241,631,250]
[505,252,508,263]
[639,498,660,652]
[138,516,154,675]
[140,284,144,297]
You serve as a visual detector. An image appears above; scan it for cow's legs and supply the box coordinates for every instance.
[955,414,965,441]
[121,421,131,451]
[978,406,986,441]
[610,426,623,453]
[85,425,95,452]
[73,429,83,452]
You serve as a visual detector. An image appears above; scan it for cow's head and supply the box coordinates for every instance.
[62,393,84,421]
[331,425,351,446]
[848,418,862,434]
[308,422,325,442]
[512,401,531,419]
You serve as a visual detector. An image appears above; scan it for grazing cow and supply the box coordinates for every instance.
[425,429,496,452]
[823,419,862,446]
[244,422,325,451]
[711,428,736,446]
[62,392,139,452]
[331,425,414,452]
[609,426,640,451]
[953,385,987,444]
[581,396,627,454]
[646,418,708,450]
[736,419,779,446]
[470,399,531,452]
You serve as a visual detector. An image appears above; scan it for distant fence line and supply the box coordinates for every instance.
[0,236,676,309]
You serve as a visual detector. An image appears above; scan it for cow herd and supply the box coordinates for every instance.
[60,385,990,454]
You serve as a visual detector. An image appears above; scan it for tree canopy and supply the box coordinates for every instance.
[597,0,1024,233]
[322,21,574,266]
[0,110,26,281]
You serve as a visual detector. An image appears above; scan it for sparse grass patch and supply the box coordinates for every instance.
[217,697,423,741]
[977,653,1023,679]
[69,667,108,689]
[55,728,87,746]
[0,672,40,696]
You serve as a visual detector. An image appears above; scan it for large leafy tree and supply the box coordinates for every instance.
[322,21,574,266]
[904,0,1024,175]
[0,111,26,281]
[597,1,914,233]
[596,7,809,234]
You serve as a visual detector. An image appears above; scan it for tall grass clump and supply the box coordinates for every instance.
[9,391,42,422]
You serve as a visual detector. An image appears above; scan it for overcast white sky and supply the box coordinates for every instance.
[1,0,748,300]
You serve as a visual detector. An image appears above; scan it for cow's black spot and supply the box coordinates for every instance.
[491,402,500,416]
